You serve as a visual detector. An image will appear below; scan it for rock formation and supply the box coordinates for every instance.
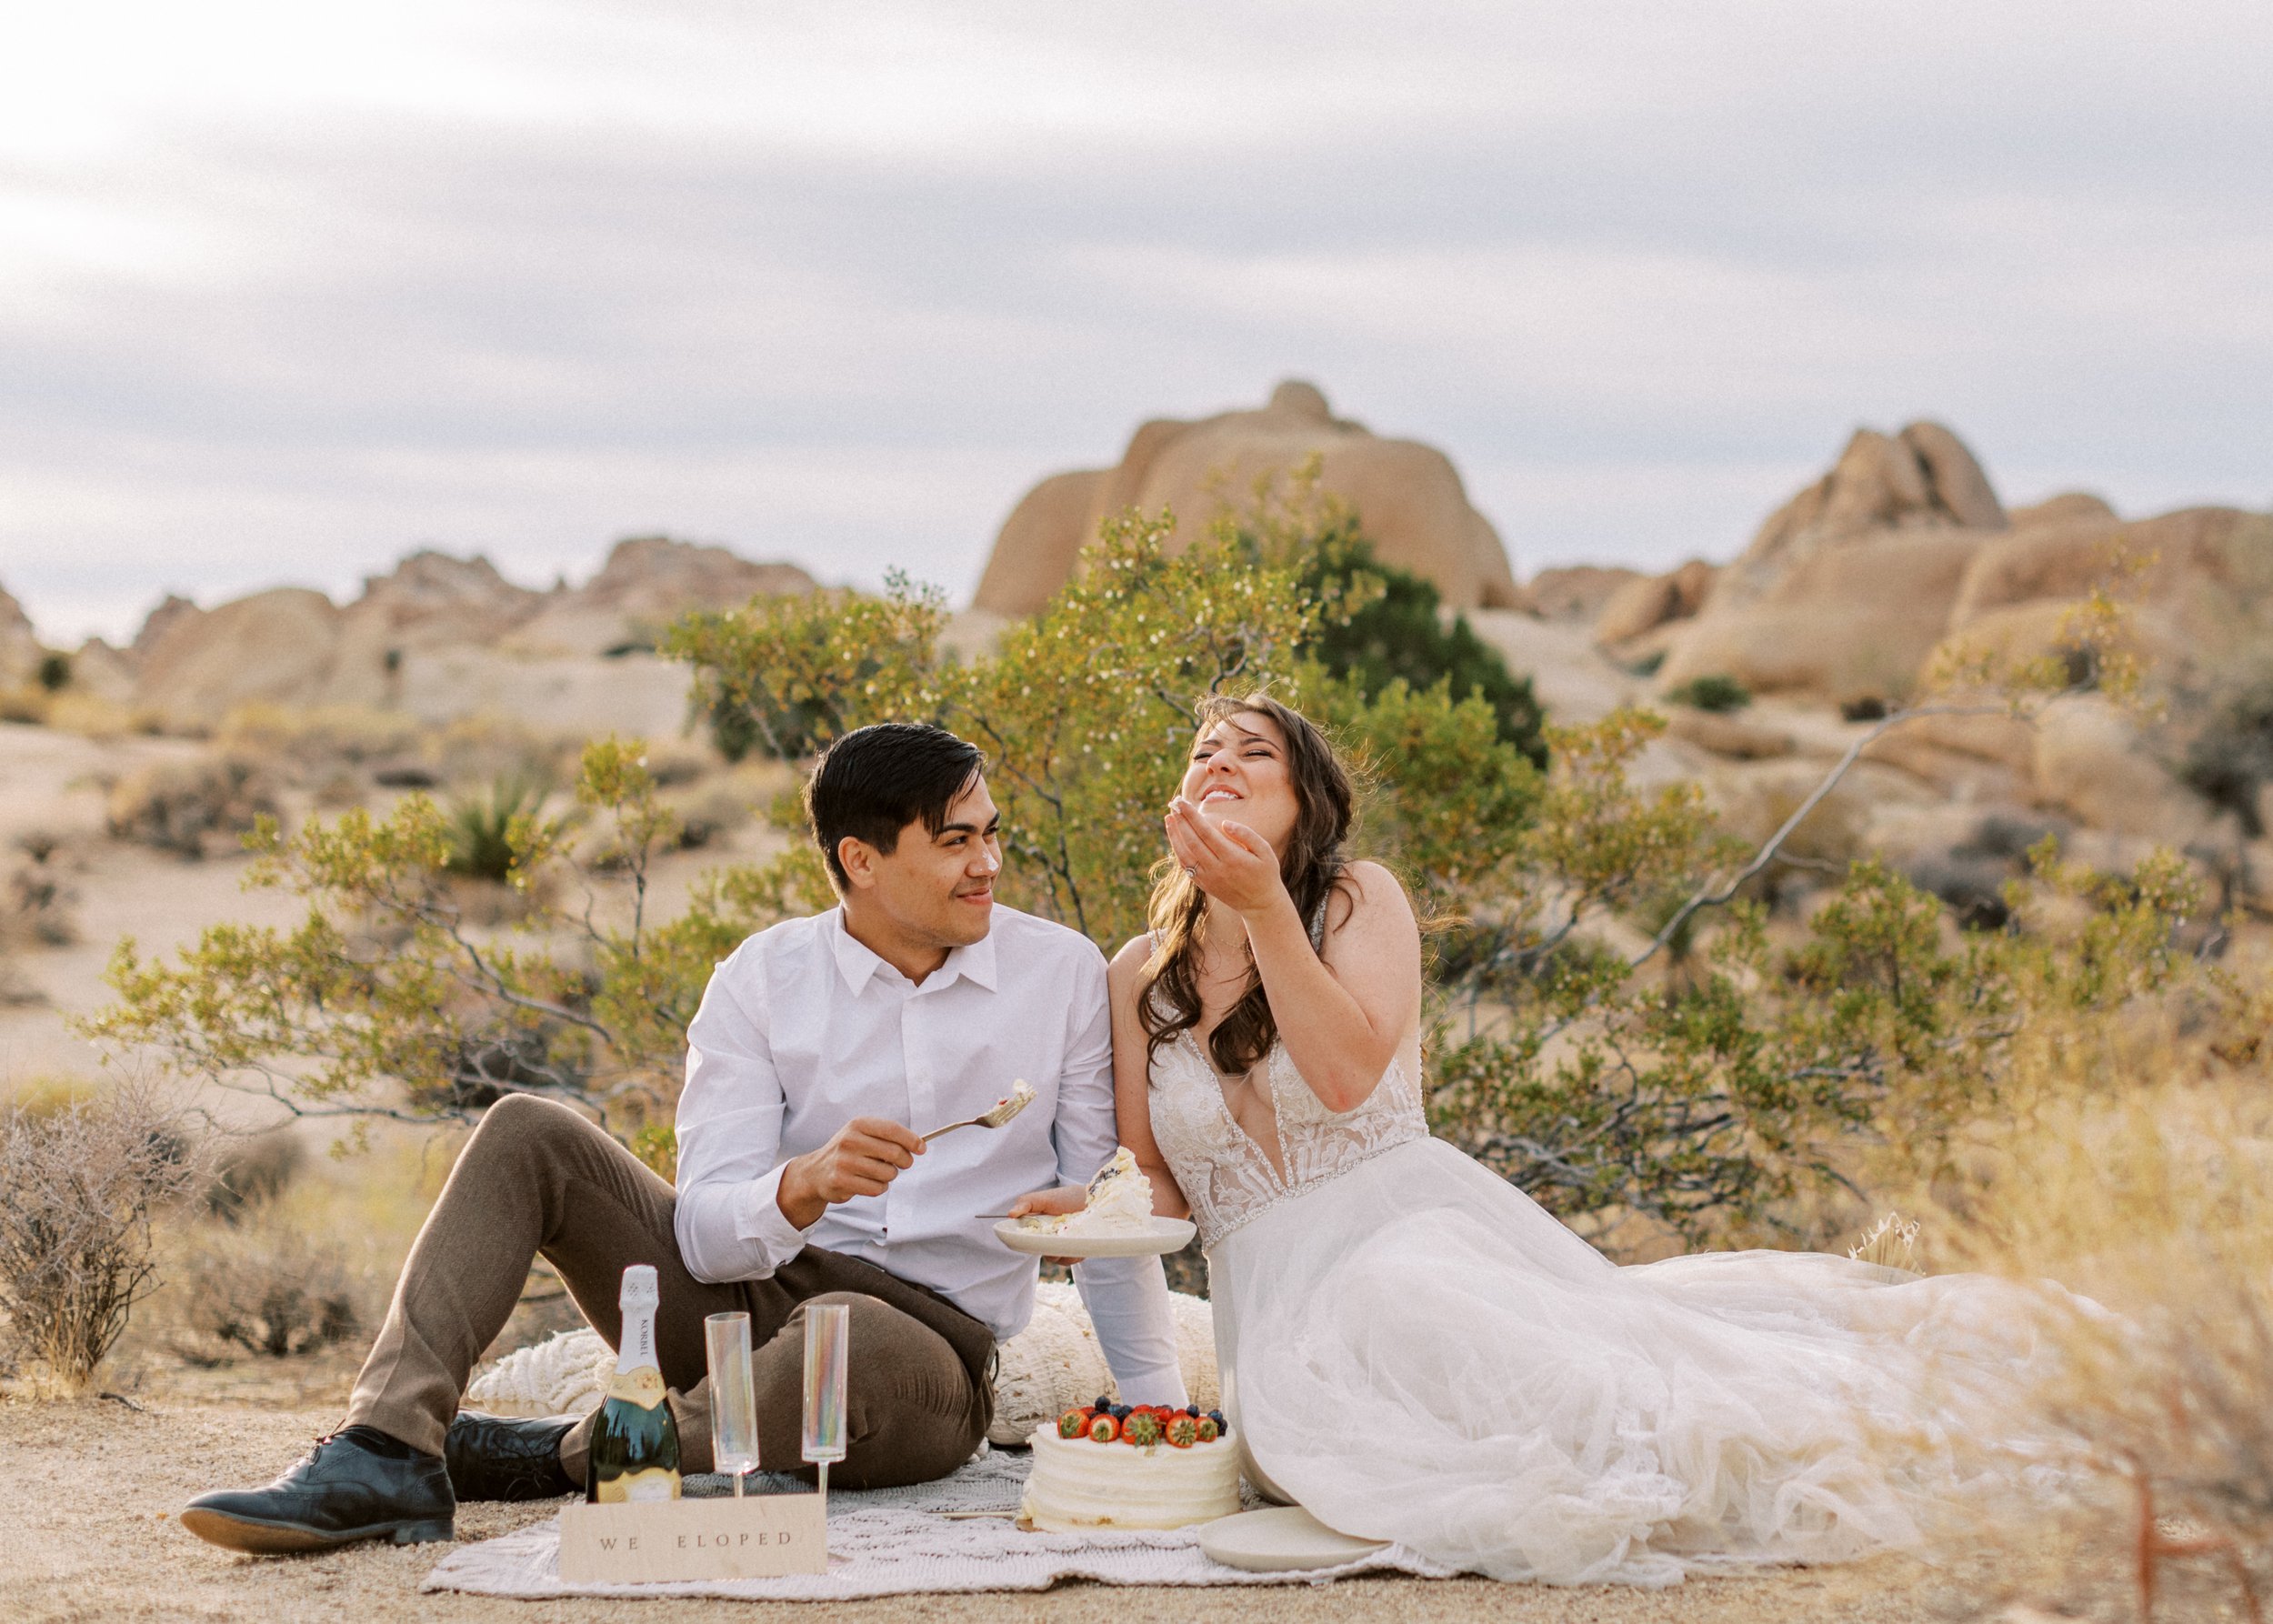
[973,380,1522,615]
[501,537,816,659]
[0,580,41,686]
[1593,558,1718,656]
[1654,423,2011,705]
[132,587,345,722]
[123,539,817,727]
[1518,566,1644,625]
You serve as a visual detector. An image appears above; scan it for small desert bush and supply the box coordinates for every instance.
[199,1129,305,1223]
[4,831,78,949]
[165,1219,365,1365]
[444,774,548,882]
[105,753,285,858]
[139,1128,435,1371]
[0,1083,203,1393]
[1663,672,1752,712]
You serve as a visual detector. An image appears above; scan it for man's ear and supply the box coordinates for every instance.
[836,835,880,891]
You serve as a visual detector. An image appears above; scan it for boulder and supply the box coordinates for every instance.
[1872,701,2038,782]
[2008,492,2118,530]
[1658,528,1988,705]
[65,639,138,704]
[971,380,1522,615]
[131,588,343,726]
[502,536,817,658]
[124,539,818,727]
[322,551,547,709]
[0,580,39,686]
[1948,505,2271,647]
[1663,707,1795,760]
[1707,757,1936,867]
[1655,422,2008,703]
[1518,566,1644,625]
[973,471,1110,617]
[1467,612,1638,725]
[130,594,201,662]
[2030,697,2220,849]
[1594,558,1717,648]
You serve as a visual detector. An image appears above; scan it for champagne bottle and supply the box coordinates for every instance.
[586,1264,683,1503]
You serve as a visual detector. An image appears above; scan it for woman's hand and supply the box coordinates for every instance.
[1006,1184,1087,1268]
[1166,796,1293,923]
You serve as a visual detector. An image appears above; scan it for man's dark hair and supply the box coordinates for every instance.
[806,723,987,889]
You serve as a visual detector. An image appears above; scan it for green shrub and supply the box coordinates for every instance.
[35,653,70,693]
[1288,531,1547,769]
[1665,673,1752,713]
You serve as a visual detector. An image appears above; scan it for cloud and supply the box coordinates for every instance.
[2,1,2269,642]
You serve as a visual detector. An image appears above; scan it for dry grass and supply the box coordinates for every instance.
[1868,941,2273,1621]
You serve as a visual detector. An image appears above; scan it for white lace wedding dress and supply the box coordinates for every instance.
[1147,1030,2067,1587]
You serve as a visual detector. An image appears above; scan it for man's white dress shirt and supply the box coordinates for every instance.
[674,904,1187,1406]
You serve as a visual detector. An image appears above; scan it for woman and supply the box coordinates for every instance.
[1099,691,2058,1586]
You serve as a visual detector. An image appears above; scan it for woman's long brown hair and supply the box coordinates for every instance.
[1136,692,1355,1078]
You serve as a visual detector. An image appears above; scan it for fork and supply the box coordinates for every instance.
[920,1079,1035,1144]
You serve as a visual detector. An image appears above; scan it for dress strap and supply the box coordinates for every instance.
[1307,870,1340,952]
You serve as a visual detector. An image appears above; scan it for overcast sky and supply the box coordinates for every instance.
[4,1,2268,645]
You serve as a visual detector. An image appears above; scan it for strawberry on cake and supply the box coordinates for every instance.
[1020,1398,1242,1531]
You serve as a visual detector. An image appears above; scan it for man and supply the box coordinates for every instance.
[183,722,1185,1553]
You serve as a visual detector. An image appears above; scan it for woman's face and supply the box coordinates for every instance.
[1179,711,1300,854]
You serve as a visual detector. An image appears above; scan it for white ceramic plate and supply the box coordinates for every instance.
[991,1217,1197,1258]
[1197,1506,1388,1572]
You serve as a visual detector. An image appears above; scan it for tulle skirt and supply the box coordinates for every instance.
[1208,1138,2069,1586]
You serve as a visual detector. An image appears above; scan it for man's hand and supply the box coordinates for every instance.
[776,1117,923,1231]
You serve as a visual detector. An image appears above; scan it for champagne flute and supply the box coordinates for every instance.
[801,1302,849,1503]
[704,1311,760,1497]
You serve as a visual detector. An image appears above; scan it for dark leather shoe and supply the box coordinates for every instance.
[444,1410,577,1501]
[180,1425,454,1555]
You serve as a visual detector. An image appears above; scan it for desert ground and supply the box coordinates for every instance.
[4,1396,1991,1624]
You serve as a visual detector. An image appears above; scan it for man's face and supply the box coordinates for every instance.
[840,776,1002,952]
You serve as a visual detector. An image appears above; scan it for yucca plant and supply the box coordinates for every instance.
[443,774,546,883]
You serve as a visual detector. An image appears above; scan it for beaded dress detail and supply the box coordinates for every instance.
[1147,1033,1426,1250]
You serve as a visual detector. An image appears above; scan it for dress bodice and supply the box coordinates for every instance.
[1147,1027,1427,1248]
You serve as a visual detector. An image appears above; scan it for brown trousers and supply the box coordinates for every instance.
[345,1094,994,1489]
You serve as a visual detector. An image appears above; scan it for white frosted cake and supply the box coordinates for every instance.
[1020,1402,1242,1531]
[1017,1147,1157,1240]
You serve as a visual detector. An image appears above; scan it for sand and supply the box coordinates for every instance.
[0,1396,1993,1624]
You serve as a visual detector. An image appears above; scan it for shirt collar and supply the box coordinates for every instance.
[826,907,1000,997]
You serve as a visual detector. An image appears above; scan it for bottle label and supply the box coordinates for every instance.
[593,1465,681,1503]
[606,1365,668,1411]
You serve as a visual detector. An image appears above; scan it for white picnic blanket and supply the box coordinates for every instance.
[421,1451,1456,1600]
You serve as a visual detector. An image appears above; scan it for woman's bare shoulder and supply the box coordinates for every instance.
[1331,860,1416,927]
[1106,932,1155,988]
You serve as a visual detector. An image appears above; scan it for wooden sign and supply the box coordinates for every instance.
[559,1493,828,1583]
